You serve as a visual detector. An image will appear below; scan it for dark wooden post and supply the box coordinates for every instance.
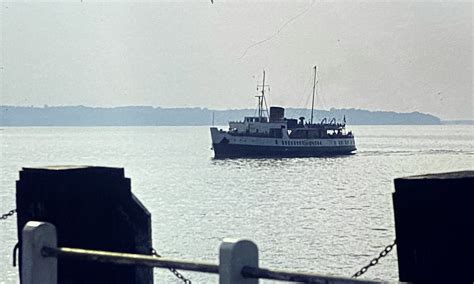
[16,166,153,283]
[393,171,473,283]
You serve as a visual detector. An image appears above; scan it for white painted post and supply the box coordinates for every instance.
[21,221,58,284]
[219,239,258,284]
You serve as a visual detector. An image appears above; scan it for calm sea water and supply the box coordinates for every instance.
[1,125,473,283]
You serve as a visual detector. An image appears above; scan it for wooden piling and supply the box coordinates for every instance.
[393,171,474,283]
[16,166,153,283]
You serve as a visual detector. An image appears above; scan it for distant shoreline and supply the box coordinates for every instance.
[441,120,474,125]
[1,124,473,128]
[0,105,452,126]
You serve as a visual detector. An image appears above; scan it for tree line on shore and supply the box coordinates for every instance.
[0,105,442,126]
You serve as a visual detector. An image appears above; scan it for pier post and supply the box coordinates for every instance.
[393,171,474,283]
[219,239,259,284]
[15,166,153,283]
[21,221,58,284]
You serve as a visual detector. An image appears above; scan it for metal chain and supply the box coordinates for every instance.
[151,248,192,284]
[0,209,16,221]
[352,239,397,278]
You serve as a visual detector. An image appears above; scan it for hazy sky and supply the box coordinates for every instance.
[1,1,472,120]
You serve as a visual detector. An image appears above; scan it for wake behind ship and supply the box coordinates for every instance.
[210,67,356,158]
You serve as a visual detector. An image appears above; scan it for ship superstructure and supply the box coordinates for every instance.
[210,67,356,158]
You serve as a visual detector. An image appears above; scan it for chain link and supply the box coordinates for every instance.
[151,248,192,284]
[0,209,16,221]
[352,239,396,278]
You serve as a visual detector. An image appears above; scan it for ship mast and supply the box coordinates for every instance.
[256,70,269,120]
[310,65,317,125]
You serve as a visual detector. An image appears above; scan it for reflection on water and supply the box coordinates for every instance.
[0,125,473,283]
[358,149,473,157]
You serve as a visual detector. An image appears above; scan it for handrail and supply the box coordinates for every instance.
[22,221,387,284]
[40,246,379,283]
[42,246,219,273]
[241,266,379,283]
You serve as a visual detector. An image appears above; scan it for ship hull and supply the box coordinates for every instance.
[212,143,356,159]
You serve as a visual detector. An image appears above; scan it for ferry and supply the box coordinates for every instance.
[210,66,356,158]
